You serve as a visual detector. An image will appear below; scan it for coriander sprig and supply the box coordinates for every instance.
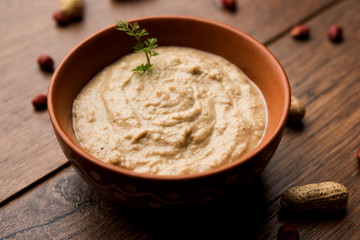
[116,20,158,72]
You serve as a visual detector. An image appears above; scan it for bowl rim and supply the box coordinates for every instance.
[48,15,290,181]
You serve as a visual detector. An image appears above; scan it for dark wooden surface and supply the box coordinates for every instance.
[1,0,360,239]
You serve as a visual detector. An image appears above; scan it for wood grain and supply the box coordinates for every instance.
[260,0,360,238]
[0,0,360,240]
[1,0,359,239]
[0,168,272,239]
[0,0,339,204]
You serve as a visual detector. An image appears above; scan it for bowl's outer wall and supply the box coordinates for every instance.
[49,16,290,208]
[54,128,283,208]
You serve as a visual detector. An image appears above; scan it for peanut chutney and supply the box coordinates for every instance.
[73,47,267,175]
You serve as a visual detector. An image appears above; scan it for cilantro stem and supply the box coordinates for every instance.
[116,20,158,72]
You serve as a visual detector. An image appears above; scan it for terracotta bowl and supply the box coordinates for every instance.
[48,15,290,209]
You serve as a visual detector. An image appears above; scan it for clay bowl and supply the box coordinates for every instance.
[48,15,290,209]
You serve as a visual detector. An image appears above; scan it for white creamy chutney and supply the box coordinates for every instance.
[73,47,267,175]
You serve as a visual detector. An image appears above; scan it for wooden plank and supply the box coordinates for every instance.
[0,168,279,239]
[0,0,338,203]
[258,0,360,238]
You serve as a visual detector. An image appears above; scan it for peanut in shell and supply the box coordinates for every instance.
[288,96,305,122]
[280,181,348,212]
[60,0,84,19]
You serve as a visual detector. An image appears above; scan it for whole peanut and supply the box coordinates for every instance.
[288,96,306,122]
[280,181,348,212]
[60,0,84,19]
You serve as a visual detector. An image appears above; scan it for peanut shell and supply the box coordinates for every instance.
[280,181,348,212]
[60,0,84,19]
[288,95,305,122]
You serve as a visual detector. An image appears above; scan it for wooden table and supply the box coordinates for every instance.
[1,0,359,239]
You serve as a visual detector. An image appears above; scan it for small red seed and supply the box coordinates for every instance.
[221,0,237,11]
[37,55,54,72]
[328,25,343,43]
[32,94,47,111]
[277,224,300,240]
[53,10,69,26]
[291,24,310,40]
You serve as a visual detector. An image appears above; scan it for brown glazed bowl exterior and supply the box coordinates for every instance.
[48,15,290,209]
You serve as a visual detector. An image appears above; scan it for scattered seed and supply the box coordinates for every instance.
[277,224,300,240]
[37,55,54,72]
[53,10,69,26]
[291,24,310,40]
[32,94,47,111]
[328,24,343,43]
[221,0,237,12]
